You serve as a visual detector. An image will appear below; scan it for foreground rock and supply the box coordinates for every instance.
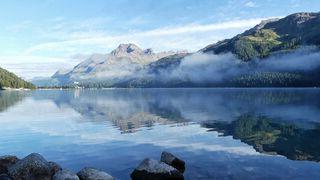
[131,158,184,180]
[7,153,53,180]
[48,161,62,175]
[0,156,19,174]
[77,167,115,180]
[0,174,11,180]
[160,152,185,173]
[53,169,79,180]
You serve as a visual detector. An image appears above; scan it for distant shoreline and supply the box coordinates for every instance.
[0,87,32,91]
[35,86,320,90]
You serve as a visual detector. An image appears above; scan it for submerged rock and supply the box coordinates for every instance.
[160,151,185,173]
[7,153,53,180]
[0,174,12,180]
[0,156,19,174]
[53,169,79,180]
[77,167,115,180]
[131,158,184,180]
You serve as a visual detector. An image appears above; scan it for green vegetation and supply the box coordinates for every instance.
[202,13,320,61]
[230,72,307,87]
[234,29,282,61]
[0,67,35,89]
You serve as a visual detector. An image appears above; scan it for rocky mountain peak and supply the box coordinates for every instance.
[108,43,178,64]
[143,48,154,55]
[111,43,143,56]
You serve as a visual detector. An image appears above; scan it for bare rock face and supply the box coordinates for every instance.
[131,158,184,180]
[7,153,53,180]
[160,152,185,173]
[53,169,79,180]
[77,167,115,180]
[0,156,19,174]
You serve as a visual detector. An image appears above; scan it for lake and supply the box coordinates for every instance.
[1,88,320,179]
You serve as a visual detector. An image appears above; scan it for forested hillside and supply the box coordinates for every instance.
[202,12,320,61]
[0,67,35,89]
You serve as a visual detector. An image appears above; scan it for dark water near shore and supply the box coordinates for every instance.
[1,88,320,179]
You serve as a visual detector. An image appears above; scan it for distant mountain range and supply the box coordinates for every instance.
[0,67,35,90]
[33,12,320,88]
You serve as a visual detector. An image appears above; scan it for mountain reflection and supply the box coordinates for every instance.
[32,89,190,133]
[29,88,320,161]
[202,114,320,162]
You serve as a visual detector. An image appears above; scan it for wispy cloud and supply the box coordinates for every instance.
[25,17,268,55]
[7,20,32,32]
[0,55,78,79]
[245,1,258,8]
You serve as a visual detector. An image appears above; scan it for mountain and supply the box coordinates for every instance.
[45,43,178,86]
[201,12,320,61]
[0,67,35,89]
[36,12,320,88]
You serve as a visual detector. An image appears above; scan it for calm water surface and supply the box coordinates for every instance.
[1,88,320,179]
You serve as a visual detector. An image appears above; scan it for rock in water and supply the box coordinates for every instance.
[0,174,12,180]
[77,167,114,180]
[131,158,184,180]
[8,153,53,180]
[0,156,19,174]
[53,169,79,180]
[160,152,186,173]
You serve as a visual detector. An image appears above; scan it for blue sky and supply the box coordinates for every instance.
[0,0,319,79]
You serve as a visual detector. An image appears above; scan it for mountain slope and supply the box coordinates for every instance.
[49,43,177,86]
[201,12,320,61]
[0,67,35,89]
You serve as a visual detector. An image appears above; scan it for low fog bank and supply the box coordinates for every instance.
[145,46,320,85]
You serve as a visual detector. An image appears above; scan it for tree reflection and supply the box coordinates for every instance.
[202,114,320,162]
[0,91,26,112]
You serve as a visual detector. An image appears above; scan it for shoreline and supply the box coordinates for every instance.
[0,87,32,91]
[0,152,186,180]
[35,86,320,90]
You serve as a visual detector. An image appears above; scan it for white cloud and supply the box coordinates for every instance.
[0,55,80,79]
[245,1,257,8]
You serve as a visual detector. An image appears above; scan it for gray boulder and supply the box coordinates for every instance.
[160,152,185,173]
[0,174,12,180]
[7,153,53,180]
[48,161,62,174]
[53,169,79,180]
[77,167,114,180]
[131,158,184,180]
[0,156,19,174]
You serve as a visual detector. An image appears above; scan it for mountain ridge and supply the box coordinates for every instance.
[201,12,320,61]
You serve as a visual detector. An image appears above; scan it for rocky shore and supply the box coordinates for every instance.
[0,151,185,180]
